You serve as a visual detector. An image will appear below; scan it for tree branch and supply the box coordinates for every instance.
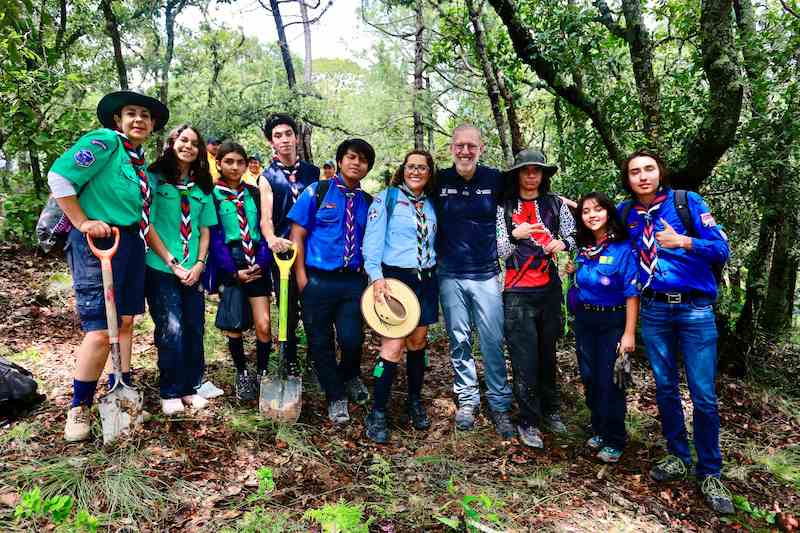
[282,0,335,29]
[779,0,800,20]
[593,0,626,39]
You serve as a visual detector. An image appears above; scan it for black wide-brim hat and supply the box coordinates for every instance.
[96,91,170,132]
[505,148,558,178]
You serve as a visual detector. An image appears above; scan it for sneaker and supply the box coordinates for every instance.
[543,413,567,434]
[64,406,91,442]
[161,398,185,416]
[235,370,257,401]
[490,410,515,439]
[454,404,477,431]
[181,394,209,410]
[587,435,604,450]
[406,398,431,430]
[517,424,544,449]
[345,377,369,405]
[328,399,350,425]
[597,446,623,463]
[197,381,224,399]
[650,454,689,482]
[699,476,734,514]
[365,409,389,443]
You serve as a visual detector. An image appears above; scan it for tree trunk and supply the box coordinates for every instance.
[412,0,425,150]
[554,97,566,172]
[100,0,128,90]
[271,0,296,88]
[298,0,314,162]
[496,68,523,155]
[620,0,660,145]
[159,0,178,104]
[28,141,43,195]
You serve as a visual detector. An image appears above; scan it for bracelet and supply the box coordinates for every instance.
[197,258,206,264]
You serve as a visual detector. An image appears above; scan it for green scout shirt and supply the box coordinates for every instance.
[49,128,150,226]
[212,185,262,244]
[145,174,218,273]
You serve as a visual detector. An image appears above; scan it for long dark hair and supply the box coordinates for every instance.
[390,150,437,195]
[575,192,629,248]
[148,124,212,194]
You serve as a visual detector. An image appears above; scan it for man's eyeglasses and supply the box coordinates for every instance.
[405,164,430,173]
[452,143,481,153]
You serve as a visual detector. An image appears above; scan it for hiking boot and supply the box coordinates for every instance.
[597,446,623,463]
[406,398,431,430]
[161,398,184,416]
[235,370,257,401]
[64,406,91,442]
[699,476,734,514]
[345,377,370,406]
[328,399,350,425]
[490,410,515,440]
[181,394,209,410]
[365,409,389,443]
[543,413,567,434]
[454,404,477,431]
[586,435,604,450]
[517,424,544,449]
[650,454,689,482]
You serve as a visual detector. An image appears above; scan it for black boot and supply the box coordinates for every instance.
[406,397,431,430]
[365,409,389,443]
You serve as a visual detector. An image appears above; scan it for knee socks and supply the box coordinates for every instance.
[256,340,272,375]
[372,358,398,412]
[72,379,98,407]
[406,348,426,400]
[228,336,246,373]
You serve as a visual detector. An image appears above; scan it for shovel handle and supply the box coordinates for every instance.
[273,245,297,342]
[87,227,122,376]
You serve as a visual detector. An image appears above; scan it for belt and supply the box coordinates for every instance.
[581,303,626,312]
[642,288,710,304]
[115,223,140,235]
[309,266,364,274]
[383,264,435,279]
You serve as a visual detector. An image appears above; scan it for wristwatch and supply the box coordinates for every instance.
[170,257,180,267]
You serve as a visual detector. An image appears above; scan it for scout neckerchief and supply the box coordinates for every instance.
[117,133,151,245]
[633,189,668,288]
[215,182,256,267]
[579,233,610,260]
[273,156,301,201]
[175,177,194,263]
[333,175,361,268]
[399,183,430,279]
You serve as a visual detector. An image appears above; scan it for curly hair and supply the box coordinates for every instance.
[389,150,437,195]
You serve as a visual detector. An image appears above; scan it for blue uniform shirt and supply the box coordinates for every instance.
[575,241,640,306]
[618,188,729,299]
[362,187,437,281]
[263,160,320,239]
[287,176,370,271]
[434,165,504,280]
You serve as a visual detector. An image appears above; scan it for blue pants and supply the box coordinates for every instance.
[574,308,627,450]
[439,275,512,412]
[145,267,206,399]
[641,296,721,477]
[300,269,367,403]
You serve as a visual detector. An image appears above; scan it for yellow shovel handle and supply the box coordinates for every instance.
[273,245,297,341]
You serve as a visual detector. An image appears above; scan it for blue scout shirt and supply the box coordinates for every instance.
[363,187,437,281]
[287,176,370,271]
[618,188,729,299]
[263,160,320,239]
[434,165,504,280]
[575,241,640,307]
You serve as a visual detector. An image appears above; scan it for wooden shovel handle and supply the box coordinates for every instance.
[86,227,121,261]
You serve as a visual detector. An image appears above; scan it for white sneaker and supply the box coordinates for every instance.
[161,398,185,416]
[197,381,224,399]
[181,394,209,410]
[64,406,92,442]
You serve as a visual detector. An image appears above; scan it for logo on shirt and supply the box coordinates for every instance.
[700,213,716,227]
[368,208,378,222]
[90,139,108,150]
[397,200,410,207]
[323,202,336,209]
[74,149,95,168]
[476,189,492,195]
[628,222,639,230]
[600,276,611,286]
[599,256,614,265]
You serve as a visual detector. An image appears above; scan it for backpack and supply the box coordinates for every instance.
[0,357,43,421]
[620,189,724,282]
[503,193,562,246]
[36,183,89,253]
[314,179,373,210]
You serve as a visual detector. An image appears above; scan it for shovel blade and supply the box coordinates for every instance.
[97,384,143,444]
[259,376,302,423]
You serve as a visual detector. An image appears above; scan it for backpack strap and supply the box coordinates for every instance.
[314,179,332,210]
[672,189,698,238]
[503,197,516,243]
[620,201,633,229]
[385,186,399,220]
[543,193,561,236]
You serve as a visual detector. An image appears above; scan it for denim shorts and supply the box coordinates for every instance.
[382,264,439,326]
[66,227,145,331]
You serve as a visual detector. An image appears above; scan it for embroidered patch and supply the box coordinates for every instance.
[374,197,382,204]
[74,149,95,167]
[700,212,716,227]
[600,276,611,286]
[90,139,108,150]
[368,208,378,222]
[599,256,614,265]
[323,202,337,209]
[397,200,410,206]
[628,222,639,229]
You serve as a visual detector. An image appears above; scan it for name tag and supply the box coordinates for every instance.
[476,189,492,195]
[599,256,614,265]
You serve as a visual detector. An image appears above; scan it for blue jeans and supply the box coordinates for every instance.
[641,295,721,477]
[145,267,206,399]
[439,275,512,412]
[300,269,367,403]
[575,308,627,450]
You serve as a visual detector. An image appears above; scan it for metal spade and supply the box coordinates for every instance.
[259,244,302,423]
[88,228,143,443]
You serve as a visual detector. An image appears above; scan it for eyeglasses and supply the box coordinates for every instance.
[404,164,430,173]
[452,143,481,153]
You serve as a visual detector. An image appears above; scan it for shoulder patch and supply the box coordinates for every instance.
[368,208,379,222]
[374,197,382,204]
[700,212,716,227]
[74,149,95,168]
[599,256,614,265]
[90,139,108,150]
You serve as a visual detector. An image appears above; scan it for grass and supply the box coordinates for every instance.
[7,346,40,364]
[0,421,35,449]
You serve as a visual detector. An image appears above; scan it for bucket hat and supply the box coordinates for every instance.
[505,149,558,178]
[361,279,421,339]
[97,91,169,132]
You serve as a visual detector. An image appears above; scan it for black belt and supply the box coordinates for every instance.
[581,303,626,312]
[642,288,711,304]
[309,266,364,274]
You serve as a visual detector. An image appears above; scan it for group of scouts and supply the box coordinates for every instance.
[47,91,733,514]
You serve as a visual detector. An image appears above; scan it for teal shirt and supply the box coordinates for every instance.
[212,185,262,243]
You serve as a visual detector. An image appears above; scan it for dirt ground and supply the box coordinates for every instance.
[1,242,798,532]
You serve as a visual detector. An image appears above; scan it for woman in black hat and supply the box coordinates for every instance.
[47,91,168,442]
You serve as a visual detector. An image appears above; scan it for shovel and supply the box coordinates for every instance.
[87,228,144,443]
[259,245,302,423]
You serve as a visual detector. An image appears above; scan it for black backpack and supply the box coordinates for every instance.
[314,179,373,210]
[620,189,724,282]
[0,357,43,421]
